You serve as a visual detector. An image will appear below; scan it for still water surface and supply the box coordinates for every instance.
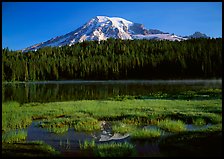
[2,79,222,157]
[2,80,221,103]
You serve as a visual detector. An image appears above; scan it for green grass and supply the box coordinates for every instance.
[2,102,32,132]
[204,113,222,124]
[2,141,60,157]
[46,126,69,134]
[74,117,101,132]
[96,142,136,157]
[39,118,71,134]
[39,115,100,133]
[39,117,72,128]
[2,99,222,134]
[79,140,96,150]
[157,119,186,132]
[2,97,222,157]
[2,130,27,143]
[159,130,222,157]
[201,123,222,132]
[131,128,161,140]
[79,140,136,157]
[193,118,206,126]
[112,122,137,134]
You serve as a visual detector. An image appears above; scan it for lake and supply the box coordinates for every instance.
[2,79,222,157]
[2,79,222,103]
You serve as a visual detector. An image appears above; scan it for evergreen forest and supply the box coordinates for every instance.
[2,38,222,81]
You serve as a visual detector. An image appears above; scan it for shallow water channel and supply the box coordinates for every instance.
[24,120,215,156]
[3,80,222,157]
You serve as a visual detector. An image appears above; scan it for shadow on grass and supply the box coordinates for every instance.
[2,141,61,157]
[159,131,222,157]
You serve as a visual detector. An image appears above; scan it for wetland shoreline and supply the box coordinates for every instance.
[2,97,222,157]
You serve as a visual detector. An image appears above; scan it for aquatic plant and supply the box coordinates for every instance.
[193,118,206,126]
[2,130,27,143]
[74,117,101,132]
[205,113,222,124]
[201,123,222,132]
[79,140,96,150]
[28,141,59,153]
[2,98,222,157]
[131,128,161,140]
[157,119,186,132]
[46,126,69,134]
[2,102,32,132]
[38,117,71,134]
[2,141,60,157]
[95,142,136,157]
[112,122,137,134]
[79,140,136,157]
[159,130,222,157]
[39,117,71,128]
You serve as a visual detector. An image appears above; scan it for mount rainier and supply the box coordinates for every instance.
[22,16,208,52]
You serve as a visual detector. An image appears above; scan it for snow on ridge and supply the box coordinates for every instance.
[23,16,190,52]
[132,34,186,41]
[94,16,133,30]
[96,16,109,22]
[109,17,133,28]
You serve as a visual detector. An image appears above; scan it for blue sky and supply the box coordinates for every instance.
[2,2,222,50]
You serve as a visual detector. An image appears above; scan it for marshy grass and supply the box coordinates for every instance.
[201,123,222,132]
[39,117,71,134]
[2,96,222,157]
[39,115,101,133]
[96,142,136,157]
[2,102,32,132]
[2,130,27,143]
[204,113,222,124]
[79,140,96,150]
[158,130,222,157]
[157,119,186,132]
[193,118,206,126]
[46,126,69,134]
[121,115,151,126]
[131,128,161,140]
[112,122,137,134]
[74,117,101,132]
[26,141,59,154]
[2,99,222,134]
[79,140,136,157]
[39,117,72,128]
[2,141,60,157]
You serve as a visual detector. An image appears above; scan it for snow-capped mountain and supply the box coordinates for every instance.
[22,16,205,52]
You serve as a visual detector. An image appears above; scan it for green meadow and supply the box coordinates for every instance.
[2,95,222,157]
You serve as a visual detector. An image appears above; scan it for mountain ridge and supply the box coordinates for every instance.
[22,16,209,52]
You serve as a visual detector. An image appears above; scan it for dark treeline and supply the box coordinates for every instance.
[2,38,222,81]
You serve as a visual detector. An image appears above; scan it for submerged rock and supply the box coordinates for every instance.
[99,133,129,142]
[99,134,112,142]
[110,133,130,140]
